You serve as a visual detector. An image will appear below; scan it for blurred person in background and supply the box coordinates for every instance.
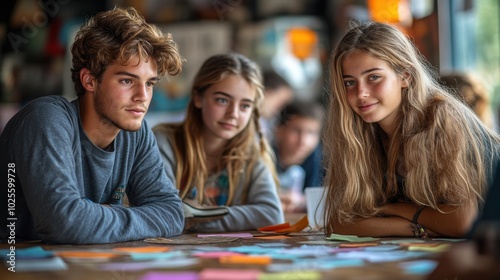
[273,101,324,213]
[440,72,494,129]
[260,70,295,141]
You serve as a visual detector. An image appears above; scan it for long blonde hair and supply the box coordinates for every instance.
[166,53,277,205]
[323,22,499,234]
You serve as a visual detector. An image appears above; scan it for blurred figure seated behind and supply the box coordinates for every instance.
[273,101,324,213]
[440,72,494,129]
[261,70,295,141]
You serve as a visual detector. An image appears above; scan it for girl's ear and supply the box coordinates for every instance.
[401,72,410,88]
[193,91,203,109]
[80,68,96,92]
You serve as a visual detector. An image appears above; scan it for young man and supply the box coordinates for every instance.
[0,7,184,244]
[273,101,324,213]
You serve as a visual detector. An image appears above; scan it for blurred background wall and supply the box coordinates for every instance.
[1,0,499,131]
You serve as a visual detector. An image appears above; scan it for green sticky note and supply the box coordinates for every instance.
[326,233,379,242]
[258,271,321,280]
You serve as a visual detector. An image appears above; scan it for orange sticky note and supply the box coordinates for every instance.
[339,242,379,248]
[254,235,290,240]
[112,246,170,253]
[219,255,272,265]
[289,215,309,232]
[257,222,291,232]
[55,251,119,259]
[258,215,309,233]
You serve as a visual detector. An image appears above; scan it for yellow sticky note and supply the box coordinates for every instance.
[258,271,321,280]
[408,243,450,253]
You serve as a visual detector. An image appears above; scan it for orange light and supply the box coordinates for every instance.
[367,0,401,23]
[287,27,318,60]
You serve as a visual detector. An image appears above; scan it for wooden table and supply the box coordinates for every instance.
[0,230,452,280]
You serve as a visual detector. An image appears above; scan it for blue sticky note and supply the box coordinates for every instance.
[0,246,53,260]
[131,251,186,261]
[227,246,275,254]
[17,257,68,272]
[400,260,438,275]
[256,243,291,247]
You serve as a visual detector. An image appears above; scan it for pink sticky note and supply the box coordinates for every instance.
[199,268,261,280]
[141,272,198,280]
[197,233,253,238]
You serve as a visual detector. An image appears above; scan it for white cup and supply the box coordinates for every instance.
[305,186,326,230]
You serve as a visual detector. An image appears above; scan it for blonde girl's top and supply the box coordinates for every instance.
[153,125,285,232]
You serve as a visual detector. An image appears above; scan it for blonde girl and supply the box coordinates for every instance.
[154,53,284,232]
[324,22,500,238]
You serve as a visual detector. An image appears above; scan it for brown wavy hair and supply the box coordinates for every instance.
[71,6,182,97]
[440,72,494,128]
[323,21,500,234]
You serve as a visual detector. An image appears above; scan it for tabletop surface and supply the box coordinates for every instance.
[0,227,457,280]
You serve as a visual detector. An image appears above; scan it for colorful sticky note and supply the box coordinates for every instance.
[255,243,291,247]
[338,242,379,248]
[407,243,450,253]
[55,251,120,261]
[399,260,438,275]
[267,259,364,272]
[294,258,365,269]
[258,271,321,280]
[0,246,53,260]
[326,233,379,242]
[380,239,425,244]
[193,251,244,258]
[130,251,185,261]
[257,222,291,232]
[336,250,429,262]
[113,246,169,253]
[16,257,68,272]
[140,271,199,280]
[219,255,272,265]
[364,244,400,251]
[198,233,253,238]
[298,240,341,245]
[228,246,276,254]
[431,238,467,242]
[254,235,290,240]
[100,258,199,271]
[199,268,262,280]
[258,216,309,233]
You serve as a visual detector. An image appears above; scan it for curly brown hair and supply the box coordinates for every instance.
[71,6,183,97]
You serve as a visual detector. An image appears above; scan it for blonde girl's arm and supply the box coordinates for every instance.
[379,201,478,237]
[331,215,437,237]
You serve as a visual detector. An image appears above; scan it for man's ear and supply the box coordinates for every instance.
[80,68,96,92]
